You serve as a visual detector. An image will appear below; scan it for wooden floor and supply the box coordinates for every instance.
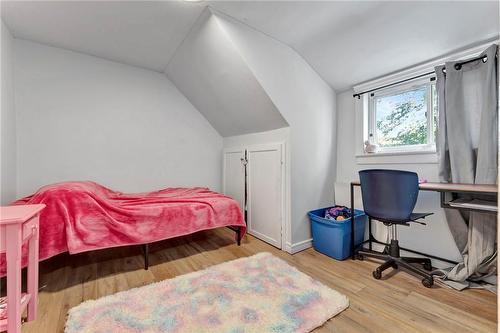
[18,228,497,333]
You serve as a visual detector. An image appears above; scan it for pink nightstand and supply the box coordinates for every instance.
[0,204,45,333]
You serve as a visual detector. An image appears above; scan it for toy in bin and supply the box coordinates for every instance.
[324,205,351,221]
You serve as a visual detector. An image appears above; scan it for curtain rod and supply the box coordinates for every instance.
[454,54,488,70]
[352,52,495,99]
[352,71,435,99]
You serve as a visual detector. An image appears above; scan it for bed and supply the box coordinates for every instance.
[0,181,246,276]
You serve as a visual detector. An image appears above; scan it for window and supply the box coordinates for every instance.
[368,77,437,153]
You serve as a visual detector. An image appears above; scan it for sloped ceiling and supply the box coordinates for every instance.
[0,0,206,72]
[2,1,498,91]
[213,1,499,91]
[165,9,288,137]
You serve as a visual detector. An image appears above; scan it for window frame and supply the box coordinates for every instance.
[367,76,437,154]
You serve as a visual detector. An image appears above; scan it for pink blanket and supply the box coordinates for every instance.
[1,181,245,276]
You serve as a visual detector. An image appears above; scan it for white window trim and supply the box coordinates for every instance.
[353,39,498,165]
[355,151,438,165]
[367,77,436,154]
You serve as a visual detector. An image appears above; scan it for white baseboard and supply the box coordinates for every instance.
[284,238,313,254]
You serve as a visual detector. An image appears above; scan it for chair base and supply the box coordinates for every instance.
[356,242,434,288]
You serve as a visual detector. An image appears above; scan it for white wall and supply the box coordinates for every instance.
[223,127,289,148]
[215,12,337,246]
[14,40,223,197]
[1,20,17,204]
[335,90,462,266]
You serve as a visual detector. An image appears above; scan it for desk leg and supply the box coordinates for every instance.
[368,217,372,251]
[350,183,355,260]
[6,224,22,333]
[27,217,39,322]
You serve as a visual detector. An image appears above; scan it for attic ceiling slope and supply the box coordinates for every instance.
[210,0,500,90]
[1,0,206,72]
[165,8,288,137]
[2,1,498,91]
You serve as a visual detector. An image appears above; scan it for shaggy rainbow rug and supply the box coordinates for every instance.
[65,252,349,333]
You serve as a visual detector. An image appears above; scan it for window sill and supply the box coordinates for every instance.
[355,150,438,165]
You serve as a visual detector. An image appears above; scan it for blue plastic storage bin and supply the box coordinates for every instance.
[308,207,367,260]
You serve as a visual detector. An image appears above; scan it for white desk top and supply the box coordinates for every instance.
[0,204,46,225]
[351,181,497,194]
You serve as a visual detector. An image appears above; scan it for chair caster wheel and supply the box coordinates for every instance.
[355,253,364,261]
[423,262,432,271]
[372,269,382,280]
[422,277,433,288]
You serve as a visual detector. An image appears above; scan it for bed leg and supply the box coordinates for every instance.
[237,227,241,246]
[142,244,149,270]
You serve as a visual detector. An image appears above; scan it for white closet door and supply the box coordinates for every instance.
[222,149,246,215]
[247,144,282,248]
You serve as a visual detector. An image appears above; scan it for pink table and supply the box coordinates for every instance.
[0,204,45,333]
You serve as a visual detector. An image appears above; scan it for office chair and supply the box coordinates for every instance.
[356,169,434,288]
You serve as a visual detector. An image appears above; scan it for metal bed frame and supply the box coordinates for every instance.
[140,226,242,270]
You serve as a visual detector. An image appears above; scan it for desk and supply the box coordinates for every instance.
[349,181,498,263]
[0,204,45,333]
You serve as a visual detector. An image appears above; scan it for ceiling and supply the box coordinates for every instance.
[2,1,499,91]
[165,9,288,136]
[213,1,499,91]
[1,1,206,72]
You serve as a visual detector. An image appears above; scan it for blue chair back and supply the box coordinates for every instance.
[359,169,419,221]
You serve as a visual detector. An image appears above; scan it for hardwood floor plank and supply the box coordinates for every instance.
[20,228,497,333]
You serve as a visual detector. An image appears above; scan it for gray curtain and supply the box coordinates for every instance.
[435,44,498,291]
